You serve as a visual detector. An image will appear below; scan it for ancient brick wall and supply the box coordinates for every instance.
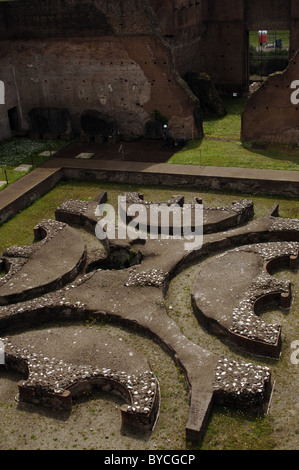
[0,0,159,39]
[241,50,299,144]
[200,0,247,95]
[1,35,200,139]
[0,0,201,141]
[149,0,204,76]
[1,0,299,142]
[290,0,299,59]
[245,0,291,31]
[0,43,21,140]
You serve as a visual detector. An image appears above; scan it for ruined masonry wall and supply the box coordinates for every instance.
[1,36,199,139]
[241,51,299,144]
[0,0,201,141]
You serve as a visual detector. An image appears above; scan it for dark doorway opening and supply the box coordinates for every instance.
[7,107,20,133]
[248,30,290,86]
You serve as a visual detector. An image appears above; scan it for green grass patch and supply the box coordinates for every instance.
[168,98,299,171]
[0,137,73,190]
[1,179,299,255]
[191,407,275,450]
[249,30,290,48]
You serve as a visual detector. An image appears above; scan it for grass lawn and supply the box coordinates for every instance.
[0,137,72,190]
[248,30,290,48]
[1,178,299,256]
[168,97,299,171]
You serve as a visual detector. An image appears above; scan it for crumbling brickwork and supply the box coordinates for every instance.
[1,0,299,143]
[0,0,201,141]
[241,51,299,144]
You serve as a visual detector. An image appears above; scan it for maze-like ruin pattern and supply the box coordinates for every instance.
[1,192,299,443]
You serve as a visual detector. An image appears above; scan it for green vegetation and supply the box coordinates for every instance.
[0,137,71,190]
[249,30,290,77]
[168,97,299,171]
[198,408,275,450]
[151,109,168,126]
[248,30,290,49]
[249,30,290,80]
[250,47,289,77]
[1,179,299,256]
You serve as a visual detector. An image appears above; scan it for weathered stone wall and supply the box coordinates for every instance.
[1,0,299,142]
[0,0,158,39]
[241,50,299,144]
[149,0,205,76]
[0,35,200,139]
[152,0,298,96]
[0,42,21,140]
[290,0,299,59]
[0,0,201,141]
[245,0,291,31]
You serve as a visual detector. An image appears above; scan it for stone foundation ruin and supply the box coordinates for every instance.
[1,190,299,441]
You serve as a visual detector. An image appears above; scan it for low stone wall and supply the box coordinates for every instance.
[62,166,299,198]
[0,163,298,227]
[0,168,63,225]
[1,337,160,430]
[0,219,87,306]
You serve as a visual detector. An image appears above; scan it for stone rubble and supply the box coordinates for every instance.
[125,267,168,287]
[122,192,184,207]
[0,337,159,418]
[0,271,94,320]
[55,199,89,218]
[228,242,299,344]
[203,199,253,213]
[234,241,299,261]
[230,273,284,344]
[270,216,299,232]
[214,357,271,407]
